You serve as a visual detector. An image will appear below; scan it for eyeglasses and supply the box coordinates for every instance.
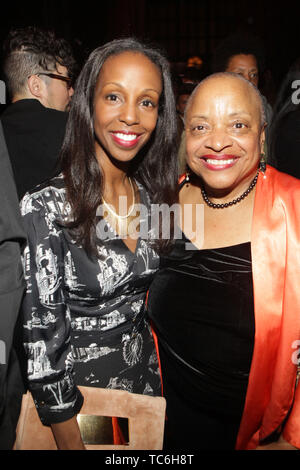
[36,72,73,89]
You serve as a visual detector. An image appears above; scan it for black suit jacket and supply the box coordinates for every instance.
[0,122,26,449]
[1,99,68,199]
[271,107,300,179]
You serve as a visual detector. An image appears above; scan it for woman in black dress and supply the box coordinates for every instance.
[147,72,300,450]
[20,38,178,449]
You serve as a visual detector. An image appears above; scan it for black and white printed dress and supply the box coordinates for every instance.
[20,174,161,425]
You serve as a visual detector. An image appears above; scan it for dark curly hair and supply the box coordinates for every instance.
[2,26,77,98]
[212,32,266,76]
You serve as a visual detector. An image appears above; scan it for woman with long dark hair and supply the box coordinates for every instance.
[20,38,178,449]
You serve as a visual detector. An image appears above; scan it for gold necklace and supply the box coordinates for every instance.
[102,177,135,219]
[102,177,136,237]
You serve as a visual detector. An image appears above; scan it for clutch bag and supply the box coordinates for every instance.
[13,386,166,450]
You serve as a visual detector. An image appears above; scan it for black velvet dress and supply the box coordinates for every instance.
[147,233,255,450]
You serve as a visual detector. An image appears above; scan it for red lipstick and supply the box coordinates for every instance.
[110,131,142,148]
[200,154,239,171]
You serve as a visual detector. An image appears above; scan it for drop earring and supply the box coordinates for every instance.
[185,167,191,187]
[259,153,266,175]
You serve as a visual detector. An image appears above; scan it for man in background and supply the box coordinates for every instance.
[0,122,26,449]
[175,82,196,175]
[1,26,77,199]
[212,32,273,148]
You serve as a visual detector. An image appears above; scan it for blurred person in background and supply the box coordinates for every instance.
[212,32,273,152]
[0,122,26,449]
[268,58,300,178]
[1,26,77,199]
[175,82,196,175]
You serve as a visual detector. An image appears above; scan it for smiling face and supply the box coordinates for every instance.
[226,54,259,87]
[185,74,265,198]
[93,51,162,169]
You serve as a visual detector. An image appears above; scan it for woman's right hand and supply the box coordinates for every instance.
[51,416,86,450]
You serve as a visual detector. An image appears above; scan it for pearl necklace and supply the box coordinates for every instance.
[102,177,135,219]
[201,170,259,209]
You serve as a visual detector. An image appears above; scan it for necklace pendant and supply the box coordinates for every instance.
[102,177,135,219]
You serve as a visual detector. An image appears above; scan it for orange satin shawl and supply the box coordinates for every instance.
[235,165,300,449]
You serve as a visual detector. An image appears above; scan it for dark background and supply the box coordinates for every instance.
[0,0,299,103]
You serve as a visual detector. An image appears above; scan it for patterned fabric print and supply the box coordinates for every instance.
[20,175,161,425]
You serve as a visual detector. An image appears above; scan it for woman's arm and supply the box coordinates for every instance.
[51,416,85,450]
[20,192,83,430]
[257,369,300,450]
